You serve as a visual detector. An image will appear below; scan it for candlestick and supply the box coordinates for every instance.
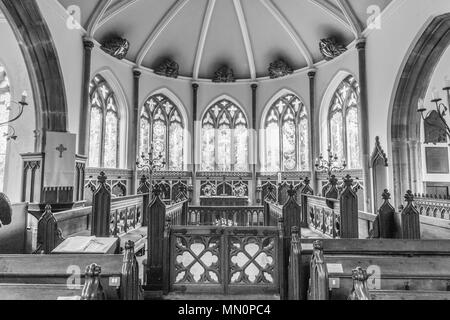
[21,91,27,104]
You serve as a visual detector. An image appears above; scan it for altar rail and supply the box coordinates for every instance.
[413,194,450,221]
[187,206,265,226]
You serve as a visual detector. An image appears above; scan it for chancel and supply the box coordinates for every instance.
[0,0,450,302]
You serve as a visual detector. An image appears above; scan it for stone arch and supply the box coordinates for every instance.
[390,13,450,204]
[0,0,68,151]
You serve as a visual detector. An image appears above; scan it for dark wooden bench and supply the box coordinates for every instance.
[0,241,143,300]
[0,263,107,300]
[305,239,450,300]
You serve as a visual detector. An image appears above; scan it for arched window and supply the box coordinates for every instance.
[264,94,309,172]
[201,99,248,172]
[88,75,120,168]
[140,94,184,171]
[0,65,10,192]
[328,75,361,169]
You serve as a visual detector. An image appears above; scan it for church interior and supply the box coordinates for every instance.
[0,0,450,301]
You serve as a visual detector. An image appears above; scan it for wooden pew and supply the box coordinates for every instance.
[145,185,188,293]
[305,239,450,300]
[0,241,143,300]
[35,172,149,254]
[0,263,107,300]
[348,267,450,300]
[304,175,359,239]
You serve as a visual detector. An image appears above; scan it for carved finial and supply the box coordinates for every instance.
[404,190,414,204]
[329,175,338,186]
[98,172,107,184]
[152,184,162,197]
[287,184,296,198]
[125,240,134,251]
[81,263,104,300]
[304,177,311,186]
[313,240,323,251]
[382,189,391,201]
[44,204,52,214]
[351,267,369,282]
[343,175,353,188]
[140,175,147,185]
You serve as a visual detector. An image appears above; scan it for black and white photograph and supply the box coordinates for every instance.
[0,0,449,311]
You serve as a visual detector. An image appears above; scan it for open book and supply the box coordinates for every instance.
[53,236,117,254]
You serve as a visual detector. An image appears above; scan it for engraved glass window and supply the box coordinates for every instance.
[263,94,309,172]
[328,75,361,169]
[0,65,10,192]
[140,94,184,171]
[88,75,120,168]
[201,99,248,172]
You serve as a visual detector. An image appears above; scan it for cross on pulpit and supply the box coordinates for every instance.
[56,144,67,158]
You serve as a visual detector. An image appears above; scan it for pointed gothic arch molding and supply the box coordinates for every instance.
[90,67,130,168]
[0,0,68,147]
[390,13,450,204]
[318,70,356,153]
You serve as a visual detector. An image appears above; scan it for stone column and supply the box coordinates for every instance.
[408,139,422,194]
[78,38,94,157]
[251,83,258,204]
[308,70,317,192]
[131,69,142,194]
[192,83,199,205]
[356,38,373,212]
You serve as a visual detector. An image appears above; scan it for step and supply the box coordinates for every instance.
[162,293,280,301]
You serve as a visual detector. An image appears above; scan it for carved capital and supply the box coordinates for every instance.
[133,69,142,78]
[83,39,95,51]
[356,38,367,50]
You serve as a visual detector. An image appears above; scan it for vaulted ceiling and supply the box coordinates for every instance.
[57,0,392,80]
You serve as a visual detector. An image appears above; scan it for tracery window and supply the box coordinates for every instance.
[0,65,10,192]
[201,99,248,172]
[264,94,309,172]
[328,76,361,169]
[140,94,184,171]
[88,75,120,168]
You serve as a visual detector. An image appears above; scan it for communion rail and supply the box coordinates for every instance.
[187,206,265,227]
[414,195,450,221]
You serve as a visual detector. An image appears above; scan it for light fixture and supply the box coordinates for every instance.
[315,147,347,178]
[0,91,28,141]
[417,82,450,141]
[136,143,166,197]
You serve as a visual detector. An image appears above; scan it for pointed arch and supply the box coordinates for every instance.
[261,89,309,172]
[200,95,249,172]
[320,71,361,169]
[140,88,188,171]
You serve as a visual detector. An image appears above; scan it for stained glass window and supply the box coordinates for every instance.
[140,94,184,171]
[263,94,309,172]
[201,99,248,172]
[328,76,361,169]
[0,65,10,192]
[88,75,120,168]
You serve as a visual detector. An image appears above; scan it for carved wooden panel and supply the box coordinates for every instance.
[170,227,279,294]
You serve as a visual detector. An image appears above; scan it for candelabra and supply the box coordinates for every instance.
[315,147,347,178]
[0,91,28,141]
[417,85,450,141]
[136,143,166,197]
